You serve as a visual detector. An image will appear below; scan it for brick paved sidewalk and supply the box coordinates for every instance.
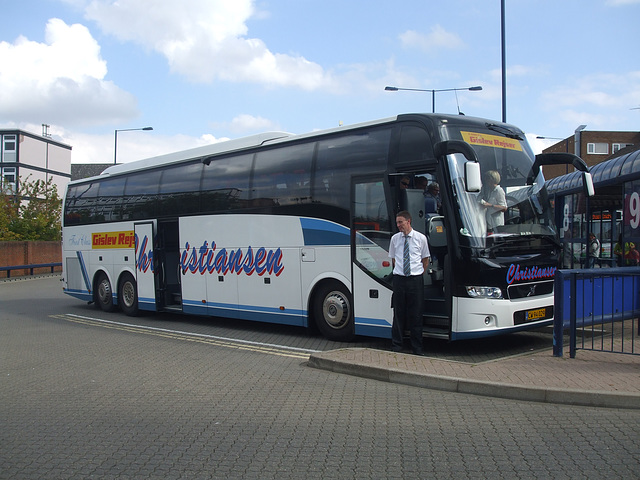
[308,345,640,409]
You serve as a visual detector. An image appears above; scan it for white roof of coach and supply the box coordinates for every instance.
[101,131,293,177]
[96,115,400,179]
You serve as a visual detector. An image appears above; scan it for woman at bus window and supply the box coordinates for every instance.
[479,170,507,232]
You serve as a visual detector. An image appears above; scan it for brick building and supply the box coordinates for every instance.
[542,128,639,180]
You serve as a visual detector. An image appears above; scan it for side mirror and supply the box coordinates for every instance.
[583,172,595,197]
[530,152,591,184]
[465,161,482,192]
[434,140,482,193]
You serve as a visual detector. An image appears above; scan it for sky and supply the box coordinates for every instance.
[1,0,639,164]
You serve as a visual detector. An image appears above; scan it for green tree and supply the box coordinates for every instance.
[0,176,62,241]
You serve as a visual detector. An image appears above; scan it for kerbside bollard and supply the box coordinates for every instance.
[553,270,565,357]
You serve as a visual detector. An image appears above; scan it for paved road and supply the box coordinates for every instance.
[1,276,639,479]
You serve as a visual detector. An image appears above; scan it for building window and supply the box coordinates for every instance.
[3,135,16,151]
[1,167,16,193]
[587,142,609,155]
[612,143,633,154]
[2,134,17,162]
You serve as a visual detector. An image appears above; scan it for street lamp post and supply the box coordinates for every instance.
[574,125,587,158]
[536,135,568,152]
[114,126,153,164]
[537,135,570,174]
[384,85,482,113]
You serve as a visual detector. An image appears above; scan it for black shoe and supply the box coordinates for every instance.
[412,350,425,356]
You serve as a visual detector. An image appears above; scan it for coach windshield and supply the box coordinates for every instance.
[446,128,556,247]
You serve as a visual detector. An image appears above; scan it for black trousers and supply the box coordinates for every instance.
[391,274,424,353]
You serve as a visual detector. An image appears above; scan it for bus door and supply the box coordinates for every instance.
[156,219,182,310]
[352,177,394,337]
[398,173,451,337]
[134,222,159,311]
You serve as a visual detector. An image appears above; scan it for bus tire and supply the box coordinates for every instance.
[95,272,116,312]
[313,281,354,342]
[118,273,139,316]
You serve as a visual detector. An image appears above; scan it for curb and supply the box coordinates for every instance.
[307,353,640,410]
[0,273,61,283]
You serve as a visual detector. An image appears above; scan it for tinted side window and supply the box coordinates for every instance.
[65,181,100,225]
[201,153,253,212]
[398,125,434,165]
[64,185,80,226]
[93,177,125,223]
[252,144,313,208]
[123,170,162,220]
[158,162,203,216]
[314,128,391,209]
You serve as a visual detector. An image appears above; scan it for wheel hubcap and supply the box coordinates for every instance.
[122,282,135,307]
[322,292,349,329]
[98,280,111,302]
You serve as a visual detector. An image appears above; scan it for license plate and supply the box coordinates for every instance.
[527,308,547,320]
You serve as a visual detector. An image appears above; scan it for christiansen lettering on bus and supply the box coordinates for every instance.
[506,263,556,285]
[180,241,285,276]
[134,236,285,276]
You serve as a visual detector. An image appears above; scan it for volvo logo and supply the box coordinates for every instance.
[526,285,537,297]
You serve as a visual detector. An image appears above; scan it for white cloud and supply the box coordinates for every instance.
[212,114,281,134]
[57,127,228,164]
[489,64,547,83]
[399,26,464,53]
[84,0,335,90]
[523,71,640,130]
[0,18,138,126]
[541,71,640,111]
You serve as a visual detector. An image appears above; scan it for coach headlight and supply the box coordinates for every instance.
[466,286,503,299]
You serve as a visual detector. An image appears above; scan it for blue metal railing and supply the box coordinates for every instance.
[553,267,640,358]
[0,262,62,279]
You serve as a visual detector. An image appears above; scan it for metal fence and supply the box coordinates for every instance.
[0,262,62,279]
[553,267,640,358]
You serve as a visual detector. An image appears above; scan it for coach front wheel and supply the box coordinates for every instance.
[313,282,354,342]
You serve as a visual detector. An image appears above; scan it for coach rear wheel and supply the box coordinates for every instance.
[313,282,354,342]
[95,272,116,312]
[118,273,140,316]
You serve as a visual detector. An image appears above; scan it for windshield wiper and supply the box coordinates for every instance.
[485,123,524,141]
[484,233,561,253]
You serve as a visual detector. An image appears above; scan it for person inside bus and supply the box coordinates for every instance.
[424,182,441,215]
[479,170,507,232]
[388,211,430,356]
[414,176,428,191]
[399,176,411,189]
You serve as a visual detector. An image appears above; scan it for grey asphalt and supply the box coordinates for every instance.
[2,275,640,479]
[5,274,640,410]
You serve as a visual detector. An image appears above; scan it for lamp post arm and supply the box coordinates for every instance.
[113,127,153,165]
